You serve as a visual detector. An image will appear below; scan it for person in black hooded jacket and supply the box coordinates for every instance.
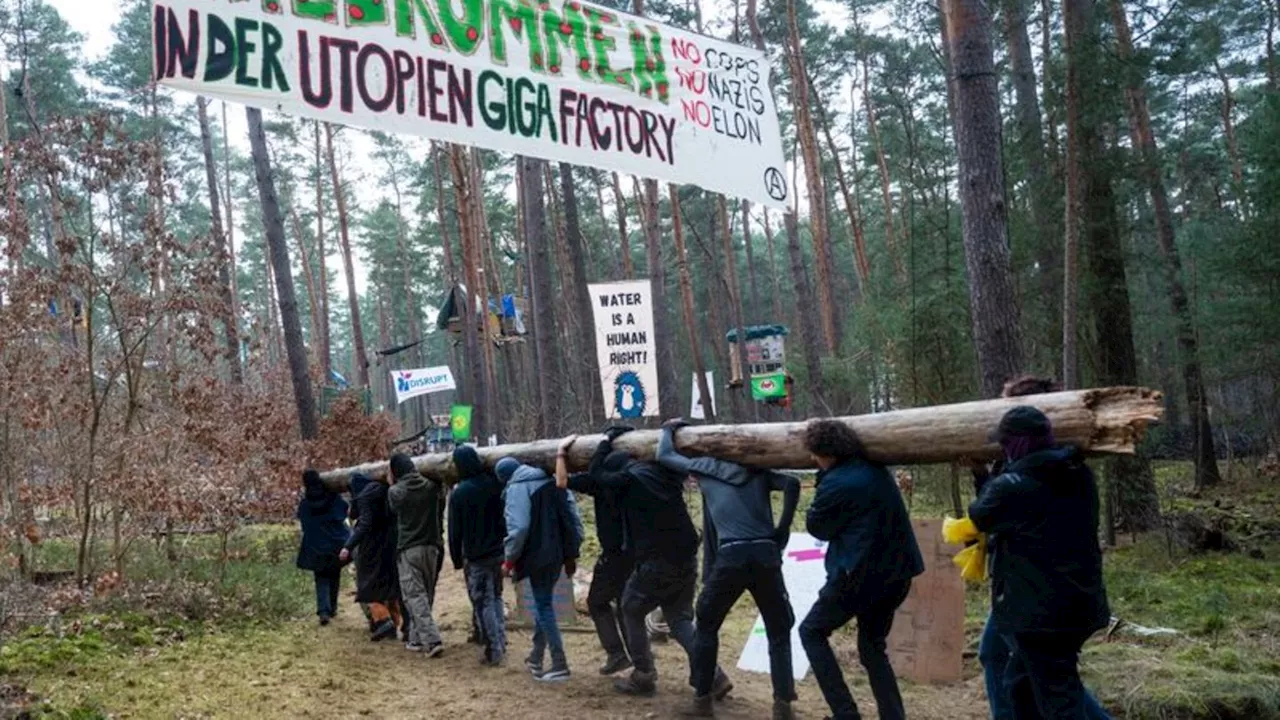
[448,445,508,665]
[340,473,403,641]
[969,406,1111,720]
[295,469,350,625]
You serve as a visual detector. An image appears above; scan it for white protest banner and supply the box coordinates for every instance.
[690,371,715,420]
[737,533,828,680]
[589,280,659,419]
[152,0,790,208]
[391,366,457,404]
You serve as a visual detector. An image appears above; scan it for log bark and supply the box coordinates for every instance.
[320,387,1164,486]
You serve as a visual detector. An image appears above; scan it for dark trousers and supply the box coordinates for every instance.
[1002,629,1108,720]
[982,616,1110,720]
[799,574,912,720]
[465,557,507,661]
[313,568,341,618]
[620,556,697,676]
[693,555,796,701]
[588,550,634,661]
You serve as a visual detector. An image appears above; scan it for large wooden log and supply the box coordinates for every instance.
[320,387,1163,489]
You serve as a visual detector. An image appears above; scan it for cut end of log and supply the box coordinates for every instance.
[1081,386,1165,455]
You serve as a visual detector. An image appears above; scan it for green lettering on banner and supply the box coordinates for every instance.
[540,2,590,78]
[436,0,484,54]
[294,0,336,21]
[535,81,556,140]
[478,69,506,130]
[261,20,290,91]
[586,8,621,86]
[488,0,542,67]
[204,13,236,82]
[628,24,668,102]
[394,0,446,44]
[346,0,388,26]
[234,17,260,88]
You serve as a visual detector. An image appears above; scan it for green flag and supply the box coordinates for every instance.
[750,372,787,401]
[450,405,473,441]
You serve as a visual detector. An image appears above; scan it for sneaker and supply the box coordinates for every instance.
[370,620,397,642]
[425,643,444,659]
[678,694,714,717]
[711,669,734,701]
[614,669,657,696]
[318,615,331,627]
[536,664,571,683]
[405,642,425,652]
[599,654,633,676]
[772,699,796,720]
[524,656,544,677]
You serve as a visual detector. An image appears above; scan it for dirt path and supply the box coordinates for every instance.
[34,567,993,719]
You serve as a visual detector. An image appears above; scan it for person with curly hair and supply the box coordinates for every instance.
[798,420,923,720]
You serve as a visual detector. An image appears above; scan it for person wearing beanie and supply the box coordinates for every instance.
[341,473,403,641]
[295,469,350,625]
[448,445,508,666]
[969,406,1112,719]
[499,455,584,683]
[386,452,446,657]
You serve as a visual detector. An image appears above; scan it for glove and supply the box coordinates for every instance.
[564,558,577,577]
[604,425,635,441]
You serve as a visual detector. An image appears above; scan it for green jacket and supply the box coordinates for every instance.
[387,471,444,553]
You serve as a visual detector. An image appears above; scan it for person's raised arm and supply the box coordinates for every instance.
[555,435,578,490]
[656,420,696,474]
[968,472,1020,535]
[769,471,801,546]
[589,426,636,491]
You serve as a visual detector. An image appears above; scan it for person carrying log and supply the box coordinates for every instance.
[968,406,1112,719]
[555,427,717,698]
[340,473,405,642]
[448,445,508,666]
[553,432,635,676]
[797,420,924,720]
[656,419,801,720]
[497,456,584,683]
[387,453,446,657]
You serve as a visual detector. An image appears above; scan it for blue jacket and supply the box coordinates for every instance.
[969,447,1110,634]
[503,464,584,581]
[807,459,924,586]
[295,478,350,573]
[448,446,507,568]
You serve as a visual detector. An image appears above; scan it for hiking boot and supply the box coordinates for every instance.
[425,643,444,659]
[771,699,796,720]
[370,620,397,642]
[536,663,571,683]
[711,668,734,701]
[678,694,715,717]
[599,654,633,676]
[614,669,657,696]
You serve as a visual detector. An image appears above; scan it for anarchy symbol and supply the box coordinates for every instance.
[764,167,788,202]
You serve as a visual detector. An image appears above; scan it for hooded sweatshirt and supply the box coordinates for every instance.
[656,426,800,576]
[448,446,506,568]
[969,446,1110,634]
[565,441,629,556]
[588,438,699,564]
[295,473,350,572]
[500,461,584,581]
[388,468,444,553]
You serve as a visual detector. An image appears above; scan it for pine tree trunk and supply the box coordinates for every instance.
[388,168,426,432]
[811,73,871,288]
[640,177,678,420]
[1213,59,1246,208]
[610,172,634,279]
[785,4,839,355]
[288,205,322,359]
[432,144,458,285]
[1041,0,1061,168]
[762,211,786,326]
[561,164,602,425]
[221,102,241,342]
[246,108,318,440]
[670,185,716,423]
[312,122,333,378]
[520,156,562,435]
[544,164,578,356]
[450,145,492,441]
[740,201,761,324]
[323,124,370,388]
[470,149,502,437]
[196,97,243,385]
[944,0,1026,398]
[1108,0,1221,488]
[785,212,826,412]
[865,62,903,282]
[719,195,757,420]
[1062,0,1085,390]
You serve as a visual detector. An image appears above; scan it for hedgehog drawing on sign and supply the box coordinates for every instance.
[614,371,647,418]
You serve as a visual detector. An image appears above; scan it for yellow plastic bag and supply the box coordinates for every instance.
[942,516,987,583]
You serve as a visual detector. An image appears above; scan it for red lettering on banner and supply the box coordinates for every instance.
[674,67,704,94]
[680,99,711,128]
[670,37,701,64]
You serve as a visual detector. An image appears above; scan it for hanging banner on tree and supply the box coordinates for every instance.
[151,0,789,208]
[589,280,659,419]
[450,404,473,441]
[392,366,457,404]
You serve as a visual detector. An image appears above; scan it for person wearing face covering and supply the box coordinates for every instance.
[449,445,508,666]
[340,473,403,641]
[969,406,1111,720]
[295,469,350,625]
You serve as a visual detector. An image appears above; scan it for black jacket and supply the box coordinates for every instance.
[807,458,924,587]
[589,438,699,564]
[566,441,628,556]
[295,479,350,573]
[448,446,507,568]
[969,447,1110,634]
[503,465,583,581]
[345,475,400,604]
